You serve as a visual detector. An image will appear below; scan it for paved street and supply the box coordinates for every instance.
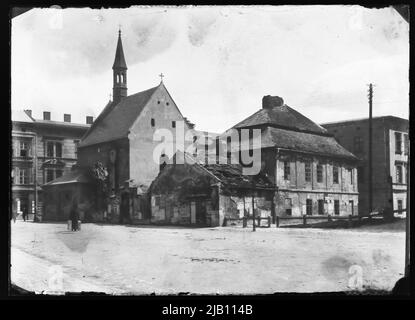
[11,221,405,294]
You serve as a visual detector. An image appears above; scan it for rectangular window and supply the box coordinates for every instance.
[47,142,54,157]
[334,200,340,215]
[151,118,155,127]
[43,111,50,120]
[19,141,29,157]
[283,161,290,180]
[317,164,323,183]
[404,134,409,155]
[348,168,353,184]
[397,200,403,214]
[55,142,62,158]
[395,132,402,154]
[284,198,292,216]
[74,140,80,158]
[396,165,403,183]
[46,169,54,183]
[305,162,311,182]
[333,166,339,184]
[46,141,62,158]
[306,199,313,215]
[172,121,176,128]
[353,136,363,153]
[64,114,71,122]
[18,168,28,185]
[318,199,324,215]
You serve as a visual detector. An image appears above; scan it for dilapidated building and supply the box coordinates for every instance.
[223,95,360,220]
[150,153,275,227]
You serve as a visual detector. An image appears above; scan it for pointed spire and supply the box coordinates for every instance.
[113,28,127,70]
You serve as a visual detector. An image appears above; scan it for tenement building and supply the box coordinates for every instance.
[11,109,92,221]
[322,116,409,218]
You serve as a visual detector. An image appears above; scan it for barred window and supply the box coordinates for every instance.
[306,199,313,215]
[334,200,340,215]
[404,134,409,155]
[395,132,402,154]
[317,164,323,183]
[333,166,339,184]
[396,165,403,183]
[283,161,290,180]
[305,162,311,182]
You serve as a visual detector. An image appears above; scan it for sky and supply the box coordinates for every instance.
[11,5,409,133]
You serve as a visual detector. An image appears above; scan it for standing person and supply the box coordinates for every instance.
[70,202,79,231]
[22,203,28,222]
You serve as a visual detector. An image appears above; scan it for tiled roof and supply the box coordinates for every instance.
[259,127,358,160]
[79,85,160,147]
[180,152,275,189]
[42,170,93,187]
[232,104,328,134]
[204,163,275,190]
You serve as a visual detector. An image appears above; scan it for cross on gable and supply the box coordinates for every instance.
[159,73,164,82]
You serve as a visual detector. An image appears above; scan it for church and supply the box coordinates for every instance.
[42,30,194,223]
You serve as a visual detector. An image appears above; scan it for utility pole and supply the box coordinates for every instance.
[368,83,373,215]
[252,183,256,232]
[405,148,409,277]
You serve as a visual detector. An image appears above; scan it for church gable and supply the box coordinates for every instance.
[128,83,190,142]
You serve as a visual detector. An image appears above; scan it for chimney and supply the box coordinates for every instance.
[64,114,71,122]
[86,116,94,124]
[262,95,284,109]
[43,111,51,120]
[24,109,32,117]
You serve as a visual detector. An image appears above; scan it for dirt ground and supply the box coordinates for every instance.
[10,221,405,294]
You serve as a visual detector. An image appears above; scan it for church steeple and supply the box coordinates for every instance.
[112,29,127,104]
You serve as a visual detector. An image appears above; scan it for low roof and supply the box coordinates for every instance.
[79,85,160,147]
[259,127,358,160]
[180,152,275,190]
[42,170,93,187]
[203,163,275,190]
[232,104,328,135]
